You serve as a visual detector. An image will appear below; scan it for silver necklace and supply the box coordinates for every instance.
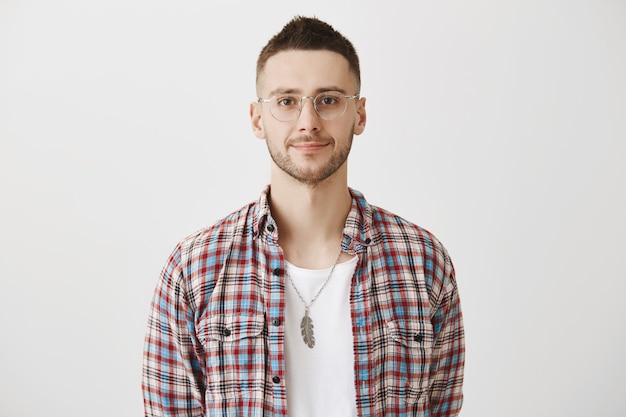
[287,247,343,349]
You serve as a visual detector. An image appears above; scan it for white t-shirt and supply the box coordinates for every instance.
[284,255,359,417]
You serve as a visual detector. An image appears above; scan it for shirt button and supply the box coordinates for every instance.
[266,224,275,232]
[272,319,281,326]
[222,328,231,337]
[364,238,371,244]
[272,268,282,276]
[272,376,280,384]
[414,333,424,342]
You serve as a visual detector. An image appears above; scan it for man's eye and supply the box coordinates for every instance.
[276,97,298,107]
[318,96,339,106]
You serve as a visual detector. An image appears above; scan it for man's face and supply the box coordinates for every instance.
[251,50,366,187]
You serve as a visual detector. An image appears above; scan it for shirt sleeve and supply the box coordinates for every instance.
[142,244,206,416]
[429,260,465,416]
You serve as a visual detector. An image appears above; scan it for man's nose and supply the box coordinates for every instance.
[296,97,321,130]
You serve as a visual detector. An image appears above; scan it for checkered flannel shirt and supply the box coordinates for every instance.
[142,186,464,416]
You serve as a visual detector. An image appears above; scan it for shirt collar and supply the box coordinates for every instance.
[252,185,375,251]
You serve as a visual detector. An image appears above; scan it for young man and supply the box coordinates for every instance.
[142,16,464,417]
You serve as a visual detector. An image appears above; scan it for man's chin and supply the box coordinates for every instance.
[289,173,330,187]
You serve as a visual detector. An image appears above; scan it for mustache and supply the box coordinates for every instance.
[287,135,333,145]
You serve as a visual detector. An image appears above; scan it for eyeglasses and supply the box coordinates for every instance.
[257,91,360,122]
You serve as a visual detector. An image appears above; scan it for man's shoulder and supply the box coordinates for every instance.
[369,204,447,254]
[177,199,259,253]
[368,204,455,289]
[369,204,432,237]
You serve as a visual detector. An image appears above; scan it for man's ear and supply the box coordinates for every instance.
[353,97,366,135]
[250,102,266,139]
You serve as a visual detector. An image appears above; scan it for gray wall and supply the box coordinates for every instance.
[1,1,624,416]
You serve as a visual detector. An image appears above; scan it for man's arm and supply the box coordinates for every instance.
[429,261,465,416]
[142,245,206,416]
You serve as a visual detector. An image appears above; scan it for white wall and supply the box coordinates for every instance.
[1,1,624,416]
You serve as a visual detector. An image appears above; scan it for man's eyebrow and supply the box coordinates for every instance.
[314,86,348,95]
[267,88,300,96]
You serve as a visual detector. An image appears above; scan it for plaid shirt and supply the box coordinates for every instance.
[142,187,464,416]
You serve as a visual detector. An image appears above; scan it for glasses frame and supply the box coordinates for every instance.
[257,91,360,122]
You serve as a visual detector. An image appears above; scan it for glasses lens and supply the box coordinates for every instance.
[269,95,300,122]
[314,92,347,120]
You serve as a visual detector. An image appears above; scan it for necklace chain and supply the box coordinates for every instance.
[286,247,343,309]
[286,246,343,349]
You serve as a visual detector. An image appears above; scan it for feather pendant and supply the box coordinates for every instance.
[300,308,315,348]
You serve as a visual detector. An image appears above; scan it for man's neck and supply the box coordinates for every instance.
[268,171,352,269]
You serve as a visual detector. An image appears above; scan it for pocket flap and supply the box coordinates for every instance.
[198,313,265,343]
[385,319,434,349]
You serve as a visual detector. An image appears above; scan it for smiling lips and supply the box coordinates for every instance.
[289,136,332,153]
[291,141,330,152]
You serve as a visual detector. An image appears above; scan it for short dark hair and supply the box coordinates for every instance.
[256,16,361,90]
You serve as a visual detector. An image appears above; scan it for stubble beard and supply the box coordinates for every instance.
[266,134,354,187]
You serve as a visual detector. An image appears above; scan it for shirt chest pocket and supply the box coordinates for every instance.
[197,313,267,401]
[379,319,435,403]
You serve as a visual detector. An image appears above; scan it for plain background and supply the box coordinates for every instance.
[1,0,625,416]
